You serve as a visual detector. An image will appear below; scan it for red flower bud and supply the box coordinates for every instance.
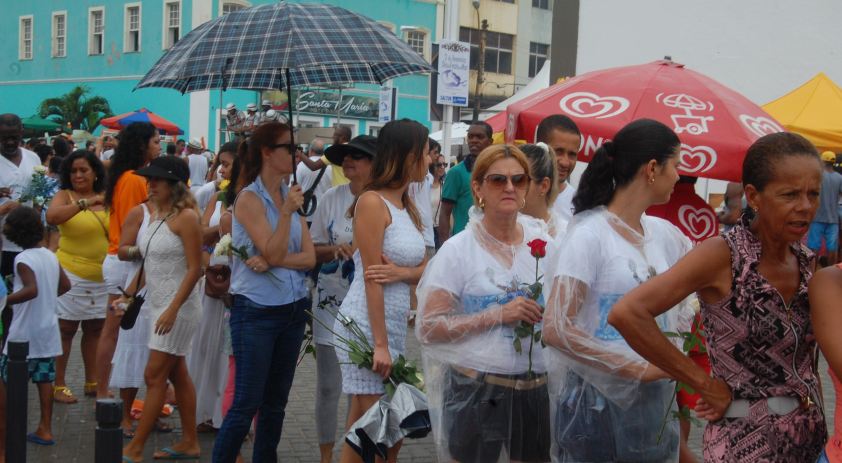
[527,239,547,258]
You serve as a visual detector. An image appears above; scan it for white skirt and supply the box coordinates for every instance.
[110,287,151,389]
[186,292,229,426]
[56,270,108,321]
[102,254,130,295]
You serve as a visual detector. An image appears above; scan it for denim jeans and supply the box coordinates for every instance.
[212,295,310,463]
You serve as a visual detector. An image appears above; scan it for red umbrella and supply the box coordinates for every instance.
[504,59,785,181]
[100,108,183,135]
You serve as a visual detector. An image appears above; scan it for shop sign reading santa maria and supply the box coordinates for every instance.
[261,90,380,119]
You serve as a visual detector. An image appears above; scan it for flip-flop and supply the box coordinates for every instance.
[26,433,55,446]
[153,447,200,460]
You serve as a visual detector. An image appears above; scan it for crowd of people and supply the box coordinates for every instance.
[0,103,841,463]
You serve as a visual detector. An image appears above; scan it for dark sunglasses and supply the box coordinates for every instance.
[270,143,299,152]
[346,152,371,161]
[483,173,530,189]
[434,162,447,168]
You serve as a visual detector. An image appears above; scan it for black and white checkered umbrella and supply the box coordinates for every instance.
[136,1,433,93]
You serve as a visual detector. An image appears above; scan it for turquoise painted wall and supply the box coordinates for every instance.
[0,0,437,144]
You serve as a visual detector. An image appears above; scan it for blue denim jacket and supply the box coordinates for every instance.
[230,176,308,306]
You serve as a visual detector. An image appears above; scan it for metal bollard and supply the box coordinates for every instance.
[5,341,28,463]
[94,399,123,463]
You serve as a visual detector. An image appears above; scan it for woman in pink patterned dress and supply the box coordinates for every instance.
[609,132,826,462]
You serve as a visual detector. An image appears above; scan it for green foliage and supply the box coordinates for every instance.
[37,85,113,132]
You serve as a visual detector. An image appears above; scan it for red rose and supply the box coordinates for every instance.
[527,239,547,258]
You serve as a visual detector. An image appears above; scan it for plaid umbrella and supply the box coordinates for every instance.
[136,2,434,93]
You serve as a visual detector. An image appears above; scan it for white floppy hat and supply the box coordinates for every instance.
[187,138,203,150]
[225,102,236,111]
[261,99,272,106]
[246,103,258,111]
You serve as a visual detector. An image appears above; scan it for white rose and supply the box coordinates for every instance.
[33,165,47,174]
[214,234,233,256]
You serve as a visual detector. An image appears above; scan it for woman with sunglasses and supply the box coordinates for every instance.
[416,144,552,463]
[542,119,693,462]
[212,122,315,463]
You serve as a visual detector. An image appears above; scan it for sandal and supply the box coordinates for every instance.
[53,386,78,404]
[84,381,97,397]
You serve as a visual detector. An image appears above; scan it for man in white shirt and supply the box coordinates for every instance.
[185,138,209,193]
[536,115,582,223]
[294,139,332,219]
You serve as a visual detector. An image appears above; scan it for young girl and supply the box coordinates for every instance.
[1,206,70,446]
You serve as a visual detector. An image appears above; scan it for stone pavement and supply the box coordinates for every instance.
[19,332,838,462]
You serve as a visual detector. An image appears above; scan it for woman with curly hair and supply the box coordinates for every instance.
[45,150,108,404]
[119,156,203,462]
[95,122,160,399]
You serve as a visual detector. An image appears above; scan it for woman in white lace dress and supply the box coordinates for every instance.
[336,119,430,463]
[119,156,203,462]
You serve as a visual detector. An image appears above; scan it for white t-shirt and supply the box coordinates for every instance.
[4,247,62,358]
[419,221,551,374]
[309,184,355,345]
[409,173,434,247]
[101,149,115,161]
[0,148,43,252]
[554,210,690,345]
[295,156,333,214]
[194,181,218,213]
[187,154,209,189]
[551,183,576,223]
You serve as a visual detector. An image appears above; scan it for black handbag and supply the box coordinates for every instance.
[119,215,171,330]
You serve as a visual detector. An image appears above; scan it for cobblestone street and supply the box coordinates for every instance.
[19,332,837,462]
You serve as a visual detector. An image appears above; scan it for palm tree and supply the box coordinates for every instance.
[37,85,113,132]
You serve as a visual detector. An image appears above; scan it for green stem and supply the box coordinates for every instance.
[656,383,678,444]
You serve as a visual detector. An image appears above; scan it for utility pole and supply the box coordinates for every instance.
[472,19,488,122]
[441,0,459,164]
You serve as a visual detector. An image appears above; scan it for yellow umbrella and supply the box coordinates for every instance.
[763,73,842,152]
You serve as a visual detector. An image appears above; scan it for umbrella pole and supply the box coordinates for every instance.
[286,68,297,186]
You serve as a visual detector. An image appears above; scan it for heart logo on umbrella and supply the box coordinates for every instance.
[558,92,630,119]
[678,205,717,241]
[739,115,784,138]
[678,144,718,174]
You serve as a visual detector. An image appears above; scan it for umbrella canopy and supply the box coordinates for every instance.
[504,59,785,182]
[136,1,434,93]
[99,108,183,135]
[763,72,842,153]
[21,115,62,134]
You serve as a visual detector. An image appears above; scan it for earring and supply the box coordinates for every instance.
[520,198,526,209]
[753,207,759,214]
[479,197,485,209]
[648,176,655,184]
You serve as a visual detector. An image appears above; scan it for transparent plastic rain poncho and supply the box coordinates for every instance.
[415,207,555,463]
[542,207,694,463]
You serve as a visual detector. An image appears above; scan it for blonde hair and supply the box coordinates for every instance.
[169,180,198,215]
[521,142,559,206]
[470,144,531,205]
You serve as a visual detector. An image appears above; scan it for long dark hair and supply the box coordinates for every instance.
[217,142,241,207]
[573,119,680,214]
[236,122,291,192]
[349,119,428,231]
[105,122,157,207]
[59,149,106,192]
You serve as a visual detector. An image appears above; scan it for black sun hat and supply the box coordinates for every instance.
[324,135,377,166]
[135,156,190,183]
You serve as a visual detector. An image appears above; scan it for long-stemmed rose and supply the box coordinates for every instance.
[513,238,547,378]
[213,233,287,290]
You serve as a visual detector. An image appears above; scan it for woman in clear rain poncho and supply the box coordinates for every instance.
[542,119,694,462]
[519,142,564,239]
[416,144,553,463]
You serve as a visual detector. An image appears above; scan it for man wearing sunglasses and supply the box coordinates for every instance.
[536,115,581,223]
[438,121,493,242]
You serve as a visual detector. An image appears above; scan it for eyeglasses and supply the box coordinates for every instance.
[346,152,371,161]
[483,173,530,190]
[435,162,447,168]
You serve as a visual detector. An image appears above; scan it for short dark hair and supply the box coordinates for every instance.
[334,125,352,142]
[742,132,819,192]
[469,121,493,139]
[166,144,177,155]
[3,207,43,249]
[59,150,106,192]
[33,145,54,164]
[52,137,71,158]
[536,115,581,143]
[0,114,22,131]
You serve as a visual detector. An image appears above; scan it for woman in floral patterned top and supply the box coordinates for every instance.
[610,132,827,462]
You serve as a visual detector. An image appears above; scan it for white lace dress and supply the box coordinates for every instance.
[335,195,426,394]
[140,217,202,356]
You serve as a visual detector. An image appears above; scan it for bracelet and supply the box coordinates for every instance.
[125,245,141,260]
[76,198,88,211]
